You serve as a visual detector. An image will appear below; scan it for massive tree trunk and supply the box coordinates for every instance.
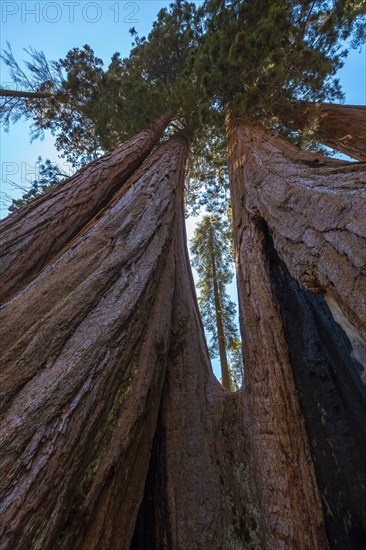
[1,119,329,550]
[0,133,188,549]
[227,113,366,549]
[228,115,366,339]
[131,192,327,548]
[0,112,172,302]
[283,102,366,161]
[1,110,364,549]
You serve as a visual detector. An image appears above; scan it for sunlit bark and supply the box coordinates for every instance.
[285,102,366,161]
[0,112,173,302]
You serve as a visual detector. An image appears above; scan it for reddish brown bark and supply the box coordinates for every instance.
[0,119,330,549]
[227,121,327,549]
[0,112,173,302]
[132,194,260,549]
[227,113,366,548]
[227,115,366,341]
[1,111,365,549]
[285,102,366,161]
[132,202,328,548]
[0,134,188,549]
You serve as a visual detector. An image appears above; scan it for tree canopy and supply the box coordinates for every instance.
[2,1,364,165]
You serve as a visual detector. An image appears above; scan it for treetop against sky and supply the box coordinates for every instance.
[0,0,364,205]
[0,1,181,210]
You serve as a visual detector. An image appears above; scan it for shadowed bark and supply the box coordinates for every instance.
[284,103,366,161]
[131,189,328,549]
[0,119,329,549]
[0,134,188,550]
[227,113,366,548]
[265,225,366,549]
[0,88,54,99]
[0,112,173,302]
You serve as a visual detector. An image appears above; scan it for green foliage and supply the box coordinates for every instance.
[195,0,365,123]
[190,214,244,387]
[185,121,229,217]
[1,44,104,167]
[1,2,203,165]
[8,157,68,212]
[1,0,364,169]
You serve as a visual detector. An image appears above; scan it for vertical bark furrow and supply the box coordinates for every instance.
[227,112,366,549]
[130,186,261,549]
[0,113,173,302]
[149,200,225,548]
[0,135,188,550]
[227,115,366,339]
[263,219,366,549]
[0,138,184,407]
[227,115,329,549]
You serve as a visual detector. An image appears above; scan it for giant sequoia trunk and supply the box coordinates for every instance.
[0,112,172,302]
[283,102,366,161]
[1,123,328,550]
[0,133,188,549]
[1,111,365,549]
[227,113,366,549]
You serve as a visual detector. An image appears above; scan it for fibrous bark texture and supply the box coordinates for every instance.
[1,111,365,550]
[0,134,188,549]
[285,102,366,161]
[0,112,172,302]
[227,114,366,549]
[0,122,328,550]
[228,115,366,340]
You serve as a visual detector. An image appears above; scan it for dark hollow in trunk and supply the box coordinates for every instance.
[1,106,365,549]
[261,217,366,549]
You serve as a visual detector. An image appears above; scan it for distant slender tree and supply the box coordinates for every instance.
[190,214,241,391]
[229,340,244,390]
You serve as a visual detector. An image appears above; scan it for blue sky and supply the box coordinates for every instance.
[1,1,365,382]
[1,1,364,210]
[0,1,177,211]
